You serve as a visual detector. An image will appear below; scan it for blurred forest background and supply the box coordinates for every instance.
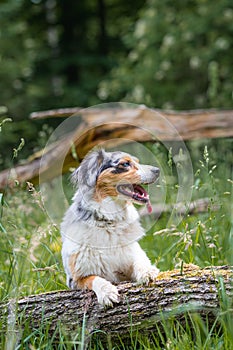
[0,0,233,168]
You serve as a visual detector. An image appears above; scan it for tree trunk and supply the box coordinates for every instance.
[1,107,233,189]
[1,265,232,343]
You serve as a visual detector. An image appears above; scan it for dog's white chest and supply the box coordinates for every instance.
[61,214,145,283]
[72,238,142,283]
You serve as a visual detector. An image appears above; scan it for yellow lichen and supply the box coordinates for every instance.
[155,264,232,282]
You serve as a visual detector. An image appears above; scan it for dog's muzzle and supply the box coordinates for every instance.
[116,165,160,214]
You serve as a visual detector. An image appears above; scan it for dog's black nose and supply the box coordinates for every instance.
[151,167,160,176]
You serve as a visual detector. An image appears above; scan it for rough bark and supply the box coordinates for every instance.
[1,265,232,343]
[1,107,233,189]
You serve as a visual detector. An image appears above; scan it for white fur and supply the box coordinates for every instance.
[61,150,160,306]
[92,277,119,306]
[61,198,159,306]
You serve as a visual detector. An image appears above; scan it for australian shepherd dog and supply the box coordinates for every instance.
[61,149,160,306]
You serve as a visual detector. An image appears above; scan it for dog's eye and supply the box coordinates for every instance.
[120,161,131,168]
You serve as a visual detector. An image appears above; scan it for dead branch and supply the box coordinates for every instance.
[1,106,233,189]
[30,107,83,119]
[29,106,233,139]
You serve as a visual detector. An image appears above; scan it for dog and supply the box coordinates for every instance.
[61,149,160,306]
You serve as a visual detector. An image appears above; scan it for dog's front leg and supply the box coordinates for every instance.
[73,275,119,307]
[131,244,159,285]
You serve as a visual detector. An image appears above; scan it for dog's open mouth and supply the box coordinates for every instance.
[116,184,153,213]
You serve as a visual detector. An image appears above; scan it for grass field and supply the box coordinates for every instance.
[0,138,232,349]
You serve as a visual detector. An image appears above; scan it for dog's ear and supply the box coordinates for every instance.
[71,149,107,187]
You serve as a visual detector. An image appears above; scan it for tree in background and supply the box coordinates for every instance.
[0,0,143,166]
[0,0,232,168]
[0,0,232,118]
[98,0,233,109]
[0,0,144,119]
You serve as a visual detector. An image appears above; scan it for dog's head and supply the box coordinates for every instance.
[72,149,159,213]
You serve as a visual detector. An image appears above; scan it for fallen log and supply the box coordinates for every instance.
[140,197,220,217]
[29,106,233,139]
[1,265,232,344]
[1,106,233,189]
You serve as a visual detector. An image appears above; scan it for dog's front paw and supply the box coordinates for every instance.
[135,265,160,285]
[92,277,119,307]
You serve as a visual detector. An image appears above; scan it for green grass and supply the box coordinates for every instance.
[0,138,232,349]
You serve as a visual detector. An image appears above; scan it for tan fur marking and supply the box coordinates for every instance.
[94,165,141,201]
[76,275,96,289]
[69,252,79,277]
[69,253,96,290]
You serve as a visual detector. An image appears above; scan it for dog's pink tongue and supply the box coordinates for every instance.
[147,199,153,214]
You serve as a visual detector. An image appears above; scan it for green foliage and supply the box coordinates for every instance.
[1,0,233,169]
[141,139,233,270]
[98,0,233,109]
[0,1,233,347]
[0,0,145,169]
[0,0,144,119]
[1,0,232,119]
[0,119,41,169]
[0,188,64,304]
